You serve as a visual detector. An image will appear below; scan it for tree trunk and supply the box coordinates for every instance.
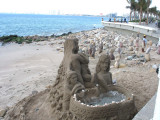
[134,10,135,20]
[130,10,132,21]
[146,7,149,25]
[139,6,142,25]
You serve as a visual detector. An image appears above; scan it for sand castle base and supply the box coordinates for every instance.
[70,85,137,120]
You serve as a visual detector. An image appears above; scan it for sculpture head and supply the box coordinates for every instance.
[96,54,110,73]
[64,38,79,54]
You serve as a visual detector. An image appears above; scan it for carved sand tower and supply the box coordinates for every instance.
[5,38,137,120]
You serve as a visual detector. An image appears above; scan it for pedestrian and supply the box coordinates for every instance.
[142,35,147,52]
[124,18,126,23]
[102,18,104,21]
[121,18,123,23]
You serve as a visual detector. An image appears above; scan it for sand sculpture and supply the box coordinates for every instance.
[114,54,121,68]
[157,45,160,55]
[145,47,151,62]
[5,38,137,120]
[109,48,115,60]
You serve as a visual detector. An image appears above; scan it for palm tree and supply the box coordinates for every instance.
[146,0,152,24]
[137,0,147,24]
[132,0,138,20]
[126,0,138,21]
[126,0,132,21]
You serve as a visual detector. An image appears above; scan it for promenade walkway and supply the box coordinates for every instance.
[102,21,160,40]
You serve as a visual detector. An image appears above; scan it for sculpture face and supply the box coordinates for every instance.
[100,59,109,71]
[73,40,79,54]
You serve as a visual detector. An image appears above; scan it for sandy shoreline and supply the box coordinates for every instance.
[0,28,160,118]
[0,42,63,108]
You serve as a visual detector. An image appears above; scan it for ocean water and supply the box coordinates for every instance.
[0,14,104,36]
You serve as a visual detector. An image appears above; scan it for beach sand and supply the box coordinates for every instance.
[0,42,63,108]
[0,28,159,118]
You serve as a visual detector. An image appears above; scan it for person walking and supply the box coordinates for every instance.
[142,35,147,52]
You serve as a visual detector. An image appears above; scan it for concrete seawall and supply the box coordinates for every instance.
[102,21,159,43]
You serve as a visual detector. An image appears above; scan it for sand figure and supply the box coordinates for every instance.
[114,54,121,68]
[135,38,139,51]
[63,71,84,111]
[157,45,160,55]
[70,53,89,84]
[145,47,151,62]
[91,42,96,58]
[95,54,113,91]
[4,38,137,120]
[98,41,103,54]
[109,48,115,60]
[81,63,93,88]
[89,42,93,56]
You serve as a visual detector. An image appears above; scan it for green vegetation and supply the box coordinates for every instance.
[51,32,72,38]
[130,18,147,22]
[0,32,72,45]
[0,35,24,45]
[0,35,34,45]
[126,0,160,25]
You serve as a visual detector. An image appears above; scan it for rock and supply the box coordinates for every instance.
[112,79,117,84]
[129,51,135,54]
[139,58,145,62]
[132,54,136,58]
[56,47,61,51]
[58,42,63,44]
[114,61,119,68]
[127,56,133,60]
[152,65,158,69]
[128,46,133,51]
[32,90,38,95]
[0,86,2,89]
[145,54,150,62]
[0,108,7,117]
[0,117,4,120]
[119,64,126,68]
[146,47,151,54]
[148,40,152,46]
[152,43,156,47]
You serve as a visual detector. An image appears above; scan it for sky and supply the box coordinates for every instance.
[0,0,160,15]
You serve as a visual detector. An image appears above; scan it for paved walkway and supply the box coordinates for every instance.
[133,94,156,120]
[129,22,160,35]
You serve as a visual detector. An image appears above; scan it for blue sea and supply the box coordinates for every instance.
[0,14,105,36]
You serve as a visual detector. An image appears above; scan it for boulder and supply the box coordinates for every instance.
[114,61,119,68]
[128,46,133,51]
[0,108,7,117]
[145,54,150,62]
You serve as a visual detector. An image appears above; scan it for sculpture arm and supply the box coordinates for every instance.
[71,83,84,95]
[109,72,113,84]
[97,74,108,90]
[77,53,89,64]
[70,56,84,84]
